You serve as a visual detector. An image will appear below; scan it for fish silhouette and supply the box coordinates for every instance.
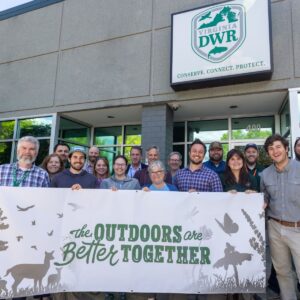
[215,213,239,236]
[17,205,35,212]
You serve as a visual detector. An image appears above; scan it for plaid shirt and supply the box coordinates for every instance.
[174,165,223,192]
[0,163,50,187]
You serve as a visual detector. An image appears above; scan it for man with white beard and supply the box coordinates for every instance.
[0,136,49,187]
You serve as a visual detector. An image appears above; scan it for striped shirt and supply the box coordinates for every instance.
[174,165,223,192]
[0,163,50,187]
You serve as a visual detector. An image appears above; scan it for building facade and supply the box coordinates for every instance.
[0,0,300,167]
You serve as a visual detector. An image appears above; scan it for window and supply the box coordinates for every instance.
[232,116,274,140]
[0,116,53,165]
[173,117,275,166]
[58,117,91,153]
[94,125,141,171]
[0,0,63,21]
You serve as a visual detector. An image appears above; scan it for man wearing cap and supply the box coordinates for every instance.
[51,146,98,189]
[204,141,226,174]
[244,143,264,189]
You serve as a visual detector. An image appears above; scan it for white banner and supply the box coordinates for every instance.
[0,187,265,298]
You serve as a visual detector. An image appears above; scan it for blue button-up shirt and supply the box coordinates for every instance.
[174,165,223,192]
[0,163,50,187]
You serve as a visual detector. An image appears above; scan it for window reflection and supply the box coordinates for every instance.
[188,119,228,142]
[0,142,12,164]
[18,117,52,138]
[125,125,141,145]
[94,127,122,146]
[59,118,90,146]
[0,120,15,140]
[232,116,274,140]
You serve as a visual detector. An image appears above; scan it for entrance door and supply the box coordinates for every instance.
[231,142,271,167]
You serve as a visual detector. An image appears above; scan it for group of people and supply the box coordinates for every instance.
[1,134,300,300]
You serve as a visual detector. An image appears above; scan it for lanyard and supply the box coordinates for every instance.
[12,165,30,187]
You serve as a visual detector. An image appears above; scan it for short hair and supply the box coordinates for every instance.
[148,160,166,173]
[54,142,70,152]
[41,153,64,174]
[130,146,142,154]
[190,139,207,154]
[17,136,40,153]
[113,155,128,165]
[264,134,289,153]
[89,145,100,153]
[147,145,159,154]
[168,151,182,161]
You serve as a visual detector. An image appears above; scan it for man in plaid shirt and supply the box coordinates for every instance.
[0,136,49,187]
[174,139,223,192]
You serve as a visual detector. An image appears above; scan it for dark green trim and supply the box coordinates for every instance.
[0,0,63,21]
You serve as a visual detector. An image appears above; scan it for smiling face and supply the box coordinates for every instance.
[244,147,259,165]
[88,146,99,163]
[55,145,69,163]
[69,152,85,173]
[47,156,61,174]
[189,143,205,165]
[113,157,127,177]
[149,166,165,186]
[168,154,182,172]
[267,140,289,166]
[209,147,223,163]
[147,148,159,164]
[228,154,244,172]
[95,159,108,178]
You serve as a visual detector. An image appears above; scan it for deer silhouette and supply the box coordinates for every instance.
[47,267,62,289]
[5,250,54,294]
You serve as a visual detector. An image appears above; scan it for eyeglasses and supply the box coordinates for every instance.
[169,159,181,162]
[114,163,126,167]
[150,170,164,175]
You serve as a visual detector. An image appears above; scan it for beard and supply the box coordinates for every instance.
[89,156,98,163]
[70,162,84,171]
[17,154,36,164]
[190,158,202,165]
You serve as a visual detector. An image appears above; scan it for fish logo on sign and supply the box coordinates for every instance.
[191,4,246,63]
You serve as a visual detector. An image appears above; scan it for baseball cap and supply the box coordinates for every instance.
[244,143,258,151]
[209,141,223,150]
[69,146,86,158]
